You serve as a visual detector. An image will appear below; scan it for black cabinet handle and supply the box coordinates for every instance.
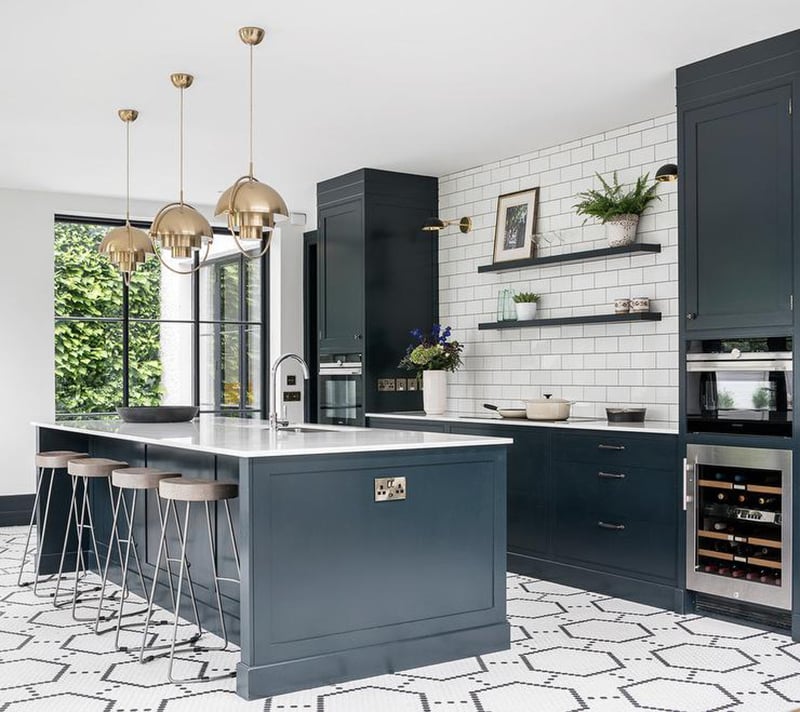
[598,444,625,451]
[353,334,362,340]
[597,521,626,531]
[597,471,626,480]
[687,312,697,320]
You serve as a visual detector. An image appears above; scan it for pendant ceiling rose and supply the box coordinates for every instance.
[215,25,288,259]
[98,108,154,285]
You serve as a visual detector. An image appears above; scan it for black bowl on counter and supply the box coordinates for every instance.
[605,407,647,423]
[116,406,199,423]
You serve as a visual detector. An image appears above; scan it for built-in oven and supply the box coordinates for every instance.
[686,337,792,436]
[685,444,792,611]
[318,353,363,426]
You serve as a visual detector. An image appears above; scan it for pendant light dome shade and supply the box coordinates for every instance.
[150,73,213,270]
[216,26,288,255]
[99,224,154,274]
[99,109,154,284]
[150,202,213,260]
[215,175,288,240]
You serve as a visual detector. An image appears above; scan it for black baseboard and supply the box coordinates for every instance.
[0,494,34,526]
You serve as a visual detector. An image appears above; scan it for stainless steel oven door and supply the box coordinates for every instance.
[686,353,792,435]
[318,367,363,426]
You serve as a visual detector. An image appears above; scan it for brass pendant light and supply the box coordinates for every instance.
[150,73,213,274]
[215,26,288,259]
[99,110,155,285]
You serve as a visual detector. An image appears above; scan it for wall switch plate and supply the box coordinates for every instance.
[407,378,418,391]
[377,378,396,392]
[374,476,406,502]
[286,375,297,386]
[283,391,301,402]
[395,378,407,391]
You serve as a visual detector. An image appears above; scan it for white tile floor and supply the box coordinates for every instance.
[1,525,800,711]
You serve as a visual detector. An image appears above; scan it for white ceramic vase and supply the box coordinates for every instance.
[422,370,448,415]
[605,214,640,247]
[515,302,538,321]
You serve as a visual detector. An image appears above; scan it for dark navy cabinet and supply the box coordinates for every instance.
[316,170,438,418]
[678,31,799,333]
[367,416,681,610]
[318,197,365,350]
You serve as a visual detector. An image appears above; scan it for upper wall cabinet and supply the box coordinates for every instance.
[678,31,799,333]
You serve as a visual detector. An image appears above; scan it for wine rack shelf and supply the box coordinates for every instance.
[697,529,782,549]
[698,479,782,495]
[698,548,782,570]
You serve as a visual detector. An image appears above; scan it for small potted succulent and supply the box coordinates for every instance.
[512,292,540,321]
[574,172,660,247]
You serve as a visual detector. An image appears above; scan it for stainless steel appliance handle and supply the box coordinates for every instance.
[686,360,791,372]
[319,367,363,376]
[683,457,693,512]
[686,351,791,361]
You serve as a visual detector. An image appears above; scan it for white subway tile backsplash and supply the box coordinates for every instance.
[438,112,677,417]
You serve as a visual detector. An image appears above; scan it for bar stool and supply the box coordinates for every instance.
[52,457,128,619]
[18,450,88,595]
[94,467,202,653]
[140,477,240,683]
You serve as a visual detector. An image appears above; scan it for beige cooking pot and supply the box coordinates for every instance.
[524,394,573,421]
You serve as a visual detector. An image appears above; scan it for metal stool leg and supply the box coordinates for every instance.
[18,467,56,593]
[94,486,124,633]
[69,476,109,620]
[52,475,86,608]
[139,499,201,663]
[166,501,193,683]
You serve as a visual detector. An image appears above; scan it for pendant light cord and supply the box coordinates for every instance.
[179,85,185,205]
[126,119,132,252]
[249,43,254,179]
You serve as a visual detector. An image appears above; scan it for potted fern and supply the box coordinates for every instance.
[512,292,540,321]
[574,172,660,247]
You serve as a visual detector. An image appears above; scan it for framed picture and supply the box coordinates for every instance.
[492,187,539,264]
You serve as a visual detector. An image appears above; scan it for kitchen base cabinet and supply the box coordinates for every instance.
[368,416,682,611]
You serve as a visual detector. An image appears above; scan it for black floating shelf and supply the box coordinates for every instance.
[478,312,662,330]
[477,243,661,274]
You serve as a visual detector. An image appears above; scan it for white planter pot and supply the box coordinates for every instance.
[515,302,538,321]
[605,214,640,247]
[422,370,448,416]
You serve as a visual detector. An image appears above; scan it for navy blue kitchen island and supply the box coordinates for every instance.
[33,418,511,699]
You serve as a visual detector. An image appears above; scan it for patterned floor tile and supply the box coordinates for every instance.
[1,525,800,711]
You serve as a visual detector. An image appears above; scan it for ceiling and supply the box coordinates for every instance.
[1,1,799,224]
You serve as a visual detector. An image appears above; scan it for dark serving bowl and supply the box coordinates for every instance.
[116,406,199,423]
[605,407,647,423]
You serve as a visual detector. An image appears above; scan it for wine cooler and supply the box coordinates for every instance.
[685,444,792,610]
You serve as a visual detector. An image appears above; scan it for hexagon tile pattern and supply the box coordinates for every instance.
[1,525,800,712]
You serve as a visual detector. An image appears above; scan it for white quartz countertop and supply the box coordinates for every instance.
[33,417,513,459]
[366,411,679,435]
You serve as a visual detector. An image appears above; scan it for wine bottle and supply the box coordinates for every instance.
[735,493,749,505]
[733,473,747,484]
[716,492,730,503]
[756,496,779,508]
[731,564,746,578]
[711,520,733,533]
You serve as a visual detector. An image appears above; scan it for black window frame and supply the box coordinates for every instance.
[54,214,269,419]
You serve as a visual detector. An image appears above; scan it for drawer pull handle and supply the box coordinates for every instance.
[598,444,625,451]
[598,521,626,531]
[598,471,626,480]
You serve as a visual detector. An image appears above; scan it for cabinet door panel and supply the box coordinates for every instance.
[684,84,793,330]
[319,198,364,349]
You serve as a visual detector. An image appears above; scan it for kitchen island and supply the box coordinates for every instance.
[33,418,511,700]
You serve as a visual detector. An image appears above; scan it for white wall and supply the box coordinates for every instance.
[438,113,679,421]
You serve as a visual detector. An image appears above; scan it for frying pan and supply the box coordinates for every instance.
[483,403,527,419]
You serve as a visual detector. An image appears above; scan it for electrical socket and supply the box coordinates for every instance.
[407,378,418,392]
[283,391,301,402]
[374,476,407,502]
[286,375,297,386]
[377,378,396,392]
[395,378,407,391]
